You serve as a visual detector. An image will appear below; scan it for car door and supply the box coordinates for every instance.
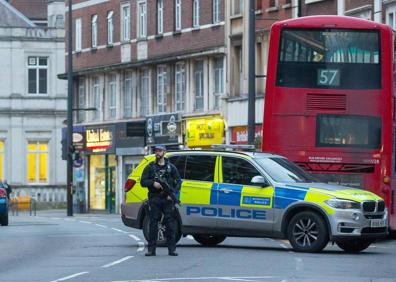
[177,154,218,228]
[216,156,274,233]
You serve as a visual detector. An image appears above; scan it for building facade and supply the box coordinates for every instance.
[0,0,67,202]
[66,0,225,213]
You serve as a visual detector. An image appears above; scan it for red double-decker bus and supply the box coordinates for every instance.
[262,16,396,231]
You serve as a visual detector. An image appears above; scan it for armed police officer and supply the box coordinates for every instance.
[141,145,182,256]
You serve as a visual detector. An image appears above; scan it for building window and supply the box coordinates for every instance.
[109,74,117,118]
[157,0,164,34]
[91,77,100,120]
[140,69,149,116]
[193,0,200,28]
[122,4,130,41]
[107,11,114,45]
[124,72,133,118]
[213,0,221,23]
[175,63,185,112]
[75,18,82,51]
[0,141,3,180]
[138,1,147,38]
[27,141,48,184]
[157,66,167,113]
[194,61,204,111]
[175,0,181,31]
[28,56,48,95]
[233,0,243,15]
[256,0,262,10]
[214,57,224,109]
[77,78,85,122]
[269,0,277,8]
[388,11,396,30]
[91,14,97,48]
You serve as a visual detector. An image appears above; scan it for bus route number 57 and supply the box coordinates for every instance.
[317,69,340,87]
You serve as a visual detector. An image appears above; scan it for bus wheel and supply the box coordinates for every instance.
[336,239,372,253]
[192,235,226,246]
[287,211,329,253]
[142,214,181,247]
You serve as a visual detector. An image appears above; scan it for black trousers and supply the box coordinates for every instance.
[147,196,177,252]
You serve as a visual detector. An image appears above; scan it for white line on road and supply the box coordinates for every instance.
[101,256,134,268]
[64,218,76,222]
[186,235,194,240]
[50,217,61,220]
[294,257,303,271]
[129,234,141,241]
[95,223,108,228]
[49,271,89,282]
[219,278,257,281]
[137,242,145,252]
[112,228,128,233]
[111,276,277,282]
[79,220,92,224]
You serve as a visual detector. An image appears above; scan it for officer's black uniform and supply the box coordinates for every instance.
[141,157,181,256]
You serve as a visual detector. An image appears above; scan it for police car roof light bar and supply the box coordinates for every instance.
[211,144,256,151]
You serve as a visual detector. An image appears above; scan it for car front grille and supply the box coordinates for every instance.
[362,201,376,212]
[377,200,385,212]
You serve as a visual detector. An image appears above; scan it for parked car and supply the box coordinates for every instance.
[0,182,9,226]
[122,149,388,253]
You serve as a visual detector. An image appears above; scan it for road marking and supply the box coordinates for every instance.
[111,276,277,281]
[219,278,257,281]
[49,271,89,282]
[112,228,128,233]
[95,224,108,228]
[64,218,76,222]
[137,242,145,252]
[186,235,194,240]
[79,220,92,224]
[101,256,134,268]
[129,234,141,241]
[294,257,303,271]
[50,217,61,220]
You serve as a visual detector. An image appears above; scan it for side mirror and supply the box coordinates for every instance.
[251,175,270,187]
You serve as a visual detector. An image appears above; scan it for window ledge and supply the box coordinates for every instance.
[192,26,200,32]
[211,22,223,28]
[282,3,292,9]
[75,50,82,54]
[265,6,279,13]
[121,40,131,45]
[106,43,114,48]
[155,34,164,40]
[255,9,263,15]
[91,47,97,52]
[230,14,243,20]
[173,30,182,36]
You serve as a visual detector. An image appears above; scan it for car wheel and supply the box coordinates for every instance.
[336,239,372,253]
[287,211,329,253]
[1,214,8,226]
[142,214,181,247]
[193,235,226,246]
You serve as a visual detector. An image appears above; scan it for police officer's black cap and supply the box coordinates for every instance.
[154,144,166,151]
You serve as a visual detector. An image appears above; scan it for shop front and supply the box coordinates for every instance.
[230,124,263,149]
[146,113,182,151]
[186,116,225,149]
[115,121,146,213]
[85,125,116,213]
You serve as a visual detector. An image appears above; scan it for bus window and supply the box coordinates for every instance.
[277,29,381,89]
[316,115,381,149]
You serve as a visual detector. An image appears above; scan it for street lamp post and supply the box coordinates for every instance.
[66,0,73,217]
[247,0,256,145]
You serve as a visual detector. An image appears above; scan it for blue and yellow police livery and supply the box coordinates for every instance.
[121,150,388,253]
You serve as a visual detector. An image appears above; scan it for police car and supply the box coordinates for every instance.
[121,148,388,253]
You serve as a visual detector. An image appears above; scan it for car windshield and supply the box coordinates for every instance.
[255,157,319,183]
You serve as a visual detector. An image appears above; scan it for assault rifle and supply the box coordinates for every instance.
[155,174,181,206]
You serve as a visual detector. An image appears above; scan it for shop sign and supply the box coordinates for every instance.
[186,116,224,147]
[146,113,181,145]
[115,121,146,156]
[230,125,262,145]
[86,125,115,153]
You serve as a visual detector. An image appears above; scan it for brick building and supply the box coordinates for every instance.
[66,0,225,213]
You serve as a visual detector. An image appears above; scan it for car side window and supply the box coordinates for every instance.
[168,155,186,179]
[184,155,216,182]
[222,157,261,186]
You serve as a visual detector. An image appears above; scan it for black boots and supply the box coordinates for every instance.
[168,251,178,256]
[145,249,156,256]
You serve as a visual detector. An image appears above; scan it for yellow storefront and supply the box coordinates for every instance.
[186,116,225,148]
